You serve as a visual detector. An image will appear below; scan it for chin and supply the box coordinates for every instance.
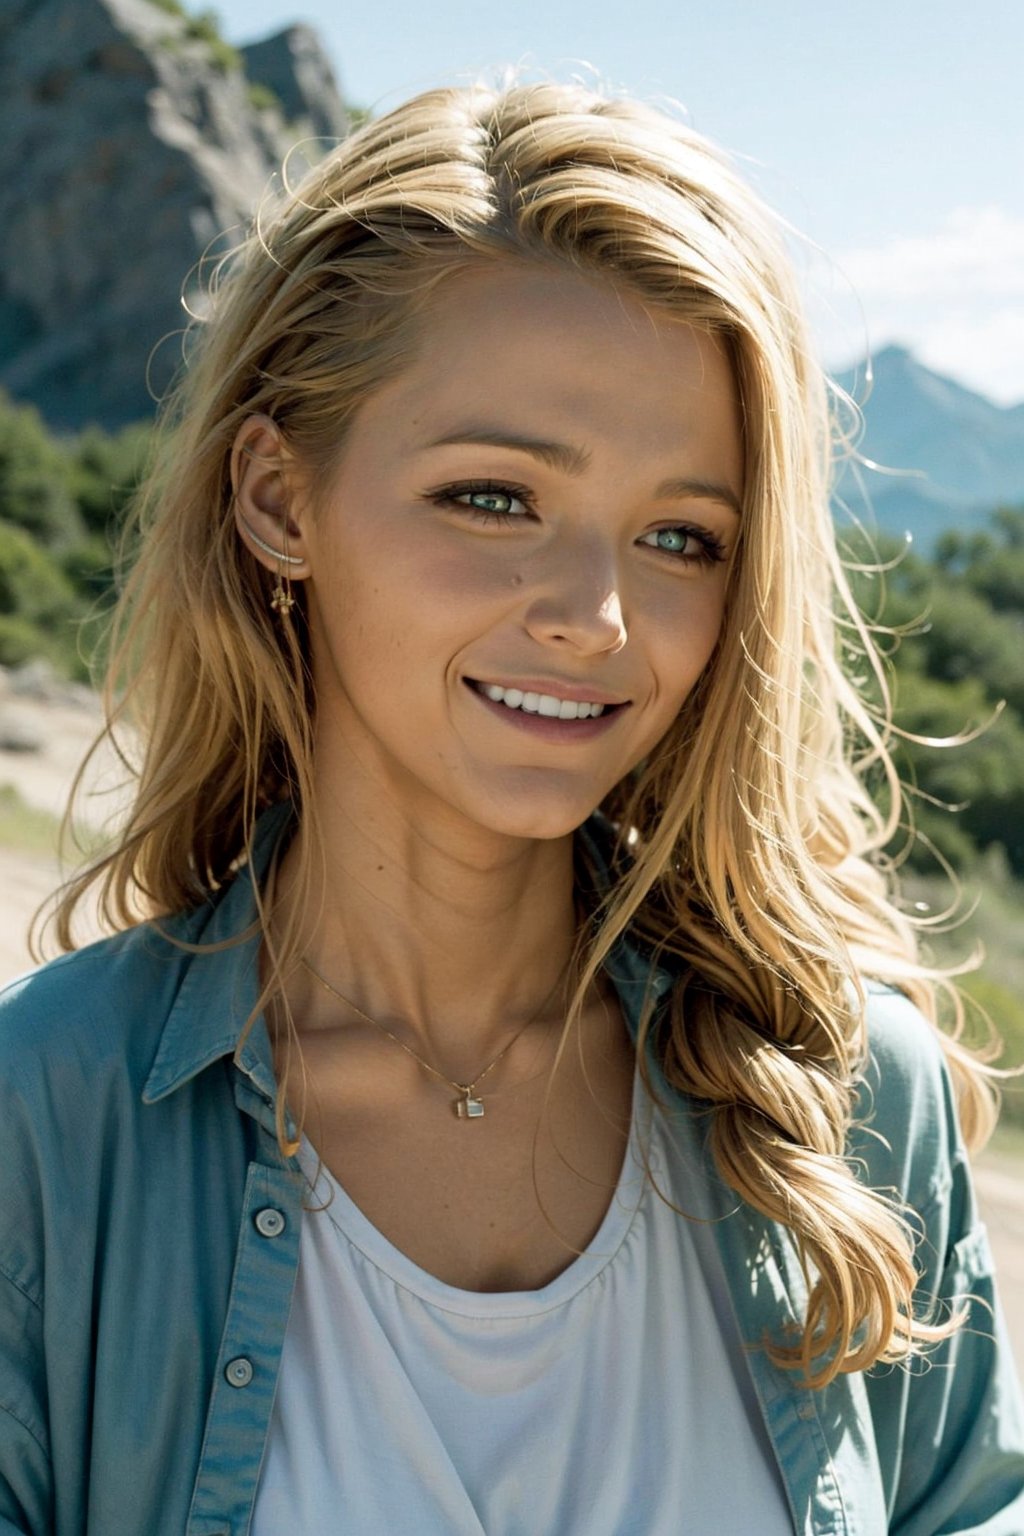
[461,788,608,843]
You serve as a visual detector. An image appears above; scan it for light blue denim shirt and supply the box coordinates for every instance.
[1,806,1022,1535]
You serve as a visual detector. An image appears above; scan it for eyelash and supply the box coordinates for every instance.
[426,480,729,566]
[428,479,536,524]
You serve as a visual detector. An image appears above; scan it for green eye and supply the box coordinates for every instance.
[638,526,728,566]
[641,527,693,554]
[465,490,518,515]
[428,481,534,524]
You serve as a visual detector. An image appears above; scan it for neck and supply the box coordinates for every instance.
[271,770,582,1069]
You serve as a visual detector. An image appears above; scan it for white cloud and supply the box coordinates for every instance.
[838,206,1024,301]
[915,307,1024,405]
[804,206,1024,405]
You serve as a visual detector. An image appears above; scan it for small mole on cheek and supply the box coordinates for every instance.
[511,572,523,587]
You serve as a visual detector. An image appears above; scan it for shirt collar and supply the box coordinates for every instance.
[142,802,292,1106]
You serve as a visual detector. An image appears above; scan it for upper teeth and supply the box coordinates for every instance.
[480,684,607,719]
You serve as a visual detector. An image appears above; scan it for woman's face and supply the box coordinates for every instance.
[296,262,744,842]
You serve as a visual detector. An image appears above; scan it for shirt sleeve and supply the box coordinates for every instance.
[0,979,55,1536]
[855,988,1024,1534]
[0,1264,52,1533]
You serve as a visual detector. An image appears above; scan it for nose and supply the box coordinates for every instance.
[521,540,628,656]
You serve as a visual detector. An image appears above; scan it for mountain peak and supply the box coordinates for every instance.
[832,344,1024,548]
[838,344,1018,418]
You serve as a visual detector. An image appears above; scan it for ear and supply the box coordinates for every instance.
[231,414,312,578]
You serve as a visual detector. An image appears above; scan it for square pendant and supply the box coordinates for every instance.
[455,1094,485,1119]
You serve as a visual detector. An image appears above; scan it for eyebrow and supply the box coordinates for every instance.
[425,428,591,476]
[423,429,742,518]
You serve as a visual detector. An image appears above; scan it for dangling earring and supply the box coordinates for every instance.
[238,512,303,619]
[271,524,297,618]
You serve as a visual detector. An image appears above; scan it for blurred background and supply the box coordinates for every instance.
[0,0,1021,1358]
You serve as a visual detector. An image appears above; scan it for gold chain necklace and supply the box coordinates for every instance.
[299,957,567,1120]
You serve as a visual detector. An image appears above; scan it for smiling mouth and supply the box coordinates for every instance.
[466,680,628,721]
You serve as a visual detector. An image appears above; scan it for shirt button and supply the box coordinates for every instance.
[225,1356,254,1388]
[254,1207,286,1238]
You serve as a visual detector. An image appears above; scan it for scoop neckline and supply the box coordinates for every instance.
[296,1057,653,1320]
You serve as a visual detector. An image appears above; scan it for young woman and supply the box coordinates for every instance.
[1,82,1021,1535]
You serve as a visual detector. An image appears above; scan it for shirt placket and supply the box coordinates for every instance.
[186,1083,303,1536]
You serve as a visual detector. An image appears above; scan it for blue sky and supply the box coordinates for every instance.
[216,0,1024,402]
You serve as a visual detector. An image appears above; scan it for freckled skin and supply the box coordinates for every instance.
[297,262,745,847]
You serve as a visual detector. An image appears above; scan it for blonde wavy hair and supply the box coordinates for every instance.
[54,81,995,1387]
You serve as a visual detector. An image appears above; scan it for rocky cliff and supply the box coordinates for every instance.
[0,0,350,430]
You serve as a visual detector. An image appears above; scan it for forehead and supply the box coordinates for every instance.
[354,261,744,483]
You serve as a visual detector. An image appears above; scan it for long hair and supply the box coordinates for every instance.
[53,81,995,1386]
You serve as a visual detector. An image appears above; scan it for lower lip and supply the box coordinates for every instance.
[465,682,628,742]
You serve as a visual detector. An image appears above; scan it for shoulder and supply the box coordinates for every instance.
[857,982,955,1108]
[0,806,291,1065]
[857,982,952,1118]
[850,983,963,1218]
[0,915,198,1097]
[859,979,946,1067]
[0,893,260,1284]
[0,921,200,1310]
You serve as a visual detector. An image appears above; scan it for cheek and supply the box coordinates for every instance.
[408,538,524,603]
[648,581,728,695]
[337,520,516,614]
[308,537,502,695]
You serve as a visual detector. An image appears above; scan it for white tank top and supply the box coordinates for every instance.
[252,1062,794,1534]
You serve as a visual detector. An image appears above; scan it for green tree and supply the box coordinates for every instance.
[896,585,1024,718]
[69,422,151,539]
[846,508,1024,877]
[889,670,1024,872]
[0,520,84,673]
[0,391,82,545]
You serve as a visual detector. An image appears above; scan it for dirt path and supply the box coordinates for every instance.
[975,1152,1024,1378]
[0,675,122,968]
[0,849,65,978]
